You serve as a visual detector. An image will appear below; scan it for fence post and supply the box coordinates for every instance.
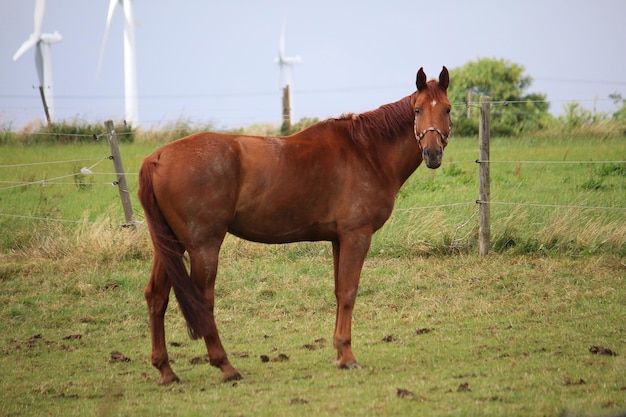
[281,84,292,135]
[478,96,491,255]
[466,88,473,118]
[105,120,136,229]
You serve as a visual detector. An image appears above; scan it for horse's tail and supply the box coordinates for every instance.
[138,156,210,340]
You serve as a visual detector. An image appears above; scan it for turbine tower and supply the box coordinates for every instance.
[275,17,301,131]
[13,0,62,125]
[98,0,139,127]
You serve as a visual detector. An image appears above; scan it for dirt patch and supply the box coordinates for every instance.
[303,338,326,350]
[453,373,477,379]
[27,334,43,347]
[456,382,471,392]
[102,282,120,291]
[260,353,289,363]
[589,345,618,356]
[289,397,308,405]
[564,377,586,386]
[5,334,81,353]
[396,388,414,398]
[416,328,434,335]
[56,393,80,400]
[110,350,131,363]
[382,335,395,343]
[189,356,209,365]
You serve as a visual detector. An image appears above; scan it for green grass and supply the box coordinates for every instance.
[0,243,624,416]
[0,133,625,416]
[3,134,624,255]
[375,135,626,257]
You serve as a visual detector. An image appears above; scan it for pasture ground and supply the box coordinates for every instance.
[0,242,624,417]
[0,133,624,416]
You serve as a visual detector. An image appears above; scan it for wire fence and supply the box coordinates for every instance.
[0,121,624,233]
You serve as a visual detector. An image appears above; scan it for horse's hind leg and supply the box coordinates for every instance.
[189,242,242,382]
[144,255,179,385]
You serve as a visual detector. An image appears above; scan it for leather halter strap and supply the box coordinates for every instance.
[414,115,449,151]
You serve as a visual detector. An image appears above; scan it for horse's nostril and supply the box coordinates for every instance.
[423,146,444,170]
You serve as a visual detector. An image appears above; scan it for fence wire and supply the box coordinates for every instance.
[0,124,624,225]
[477,200,626,211]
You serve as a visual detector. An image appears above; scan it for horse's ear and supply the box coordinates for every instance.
[438,66,449,91]
[416,67,428,91]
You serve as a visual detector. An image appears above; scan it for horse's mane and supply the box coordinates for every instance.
[334,95,414,143]
[316,80,445,144]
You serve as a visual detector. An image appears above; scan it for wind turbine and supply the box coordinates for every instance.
[275,17,301,130]
[13,0,62,124]
[97,0,139,127]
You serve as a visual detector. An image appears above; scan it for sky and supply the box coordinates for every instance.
[1,0,625,131]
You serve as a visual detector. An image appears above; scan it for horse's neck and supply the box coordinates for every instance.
[356,120,422,191]
[386,127,424,189]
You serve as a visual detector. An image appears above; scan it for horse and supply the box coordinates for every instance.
[138,66,451,384]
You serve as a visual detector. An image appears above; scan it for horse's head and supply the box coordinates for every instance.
[413,66,451,169]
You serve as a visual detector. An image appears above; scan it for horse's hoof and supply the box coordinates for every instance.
[157,374,181,385]
[222,371,243,382]
[338,360,361,370]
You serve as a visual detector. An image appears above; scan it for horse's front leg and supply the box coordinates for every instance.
[144,257,180,385]
[332,232,372,369]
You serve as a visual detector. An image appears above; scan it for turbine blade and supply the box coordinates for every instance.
[105,0,118,30]
[122,0,135,25]
[96,0,118,78]
[278,17,286,60]
[33,0,45,36]
[12,34,38,61]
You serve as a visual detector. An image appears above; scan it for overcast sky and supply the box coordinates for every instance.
[1,0,625,130]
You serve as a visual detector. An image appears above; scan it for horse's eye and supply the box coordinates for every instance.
[446,107,451,114]
[415,108,420,115]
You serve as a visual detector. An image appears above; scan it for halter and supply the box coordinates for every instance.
[413,114,449,151]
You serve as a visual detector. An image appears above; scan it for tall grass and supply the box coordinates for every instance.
[0,132,624,259]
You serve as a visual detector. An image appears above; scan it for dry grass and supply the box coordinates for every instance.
[5,217,151,272]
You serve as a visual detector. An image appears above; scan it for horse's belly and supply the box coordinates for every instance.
[228,211,336,244]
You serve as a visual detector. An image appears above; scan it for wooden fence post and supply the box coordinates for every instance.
[478,96,491,256]
[105,120,135,229]
[281,84,292,135]
[466,88,473,118]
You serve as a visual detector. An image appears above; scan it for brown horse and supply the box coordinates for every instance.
[138,67,451,384]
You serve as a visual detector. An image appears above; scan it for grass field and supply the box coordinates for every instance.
[0,132,625,416]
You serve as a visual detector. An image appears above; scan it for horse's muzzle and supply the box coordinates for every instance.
[423,146,443,169]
